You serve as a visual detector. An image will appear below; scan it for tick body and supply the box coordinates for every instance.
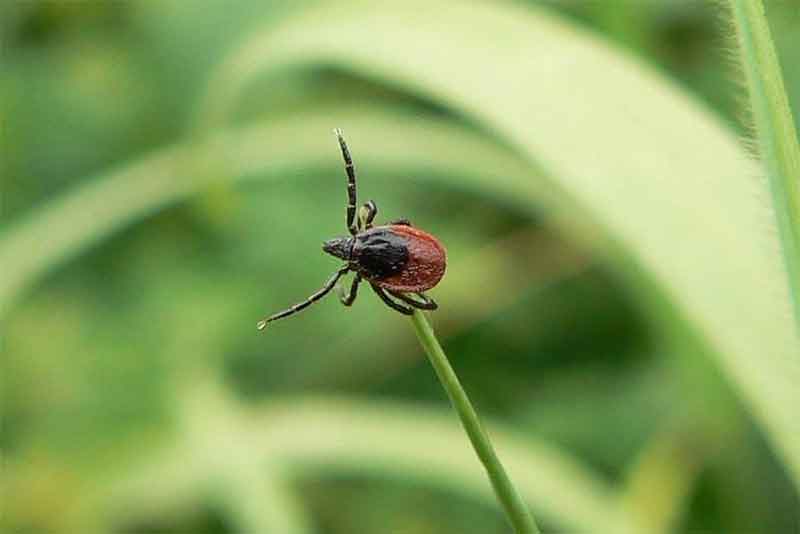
[257,129,446,329]
[326,224,446,292]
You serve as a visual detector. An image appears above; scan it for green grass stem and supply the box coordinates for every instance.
[410,309,541,534]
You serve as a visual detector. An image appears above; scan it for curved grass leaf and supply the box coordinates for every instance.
[0,108,534,316]
[196,0,800,487]
[724,0,800,326]
[96,386,635,533]
[251,397,631,532]
[68,425,313,534]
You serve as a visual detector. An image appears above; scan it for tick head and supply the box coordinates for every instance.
[322,236,351,260]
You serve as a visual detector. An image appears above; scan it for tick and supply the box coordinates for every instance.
[257,129,446,330]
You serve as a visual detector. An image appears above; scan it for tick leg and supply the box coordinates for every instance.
[388,291,438,310]
[359,200,378,230]
[370,284,414,315]
[334,128,359,235]
[340,273,362,306]
[387,218,412,226]
[257,266,350,329]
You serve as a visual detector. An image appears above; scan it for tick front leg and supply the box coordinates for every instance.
[257,265,350,329]
[370,284,414,315]
[334,128,359,235]
[358,200,378,230]
[387,218,412,226]
[340,273,362,306]
[388,291,438,310]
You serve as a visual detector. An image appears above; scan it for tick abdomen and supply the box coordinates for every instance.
[356,225,446,292]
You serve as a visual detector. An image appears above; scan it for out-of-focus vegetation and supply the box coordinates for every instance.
[2,1,799,533]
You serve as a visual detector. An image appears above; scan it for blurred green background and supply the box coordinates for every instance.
[2,1,799,533]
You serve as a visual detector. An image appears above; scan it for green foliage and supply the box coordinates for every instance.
[199,2,800,494]
[2,1,799,533]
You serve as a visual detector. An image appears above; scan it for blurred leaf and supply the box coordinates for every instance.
[0,107,534,316]
[59,431,313,534]
[196,0,800,488]
[620,426,705,534]
[251,397,627,531]
[92,384,635,533]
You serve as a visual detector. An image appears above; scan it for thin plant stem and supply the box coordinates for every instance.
[410,309,541,534]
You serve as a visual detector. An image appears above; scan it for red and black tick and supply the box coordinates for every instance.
[257,128,447,330]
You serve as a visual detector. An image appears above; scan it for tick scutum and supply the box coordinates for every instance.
[352,227,410,279]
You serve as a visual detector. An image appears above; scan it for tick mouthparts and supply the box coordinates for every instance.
[322,237,349,259]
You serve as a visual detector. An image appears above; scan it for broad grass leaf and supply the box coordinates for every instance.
[198,0,800,486]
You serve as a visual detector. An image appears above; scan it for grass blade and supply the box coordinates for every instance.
[725,0,800,328]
